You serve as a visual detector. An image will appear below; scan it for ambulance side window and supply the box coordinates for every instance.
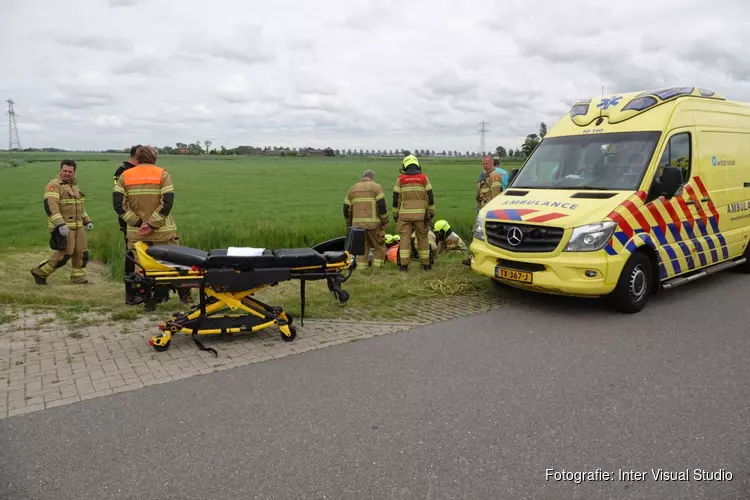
[657,132,691,184]
[647,132,691,203]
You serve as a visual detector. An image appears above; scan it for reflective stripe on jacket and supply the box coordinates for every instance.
[343,178,388,229]
[44,176,91,232]
[113,163,177,242]
[393,173,435,221]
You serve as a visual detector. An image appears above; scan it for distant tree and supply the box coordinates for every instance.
[521,134,540,157]
[324,147,335,156]
[335,149,341,155]
[539,122,547,139]
[496,146,507,157]
[204,140,212,154]
[220,145,227,155]
[508,149,514,157]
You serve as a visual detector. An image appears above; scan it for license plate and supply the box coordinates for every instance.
[495,267,533,283]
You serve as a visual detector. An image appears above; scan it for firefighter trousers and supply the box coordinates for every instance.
[397,219,429,266]
[32,228,89,283]
[359,226,386,269]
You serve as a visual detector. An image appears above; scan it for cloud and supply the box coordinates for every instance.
[2,0,750,152]
[109,0,147,6]
[57,35,132,52]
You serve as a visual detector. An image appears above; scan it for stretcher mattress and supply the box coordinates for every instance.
[146,245,348,270]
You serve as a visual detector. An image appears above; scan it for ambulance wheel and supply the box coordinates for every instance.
[731,241,750,273]
[609,252,652,313]
[281,326,297,342]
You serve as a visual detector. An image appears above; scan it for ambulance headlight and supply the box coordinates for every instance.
[564,221,617,252]
[473,212,486,241]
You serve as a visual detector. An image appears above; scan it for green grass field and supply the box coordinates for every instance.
[0,152,523,322]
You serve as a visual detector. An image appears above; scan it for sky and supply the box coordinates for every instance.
[1,0,749,152]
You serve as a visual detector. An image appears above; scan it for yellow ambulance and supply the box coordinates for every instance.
[469,86,750,312]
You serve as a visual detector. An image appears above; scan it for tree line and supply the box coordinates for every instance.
[7,122,549,160]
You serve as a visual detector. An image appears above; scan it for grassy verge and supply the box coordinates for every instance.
[1,154,519,324]
[0,249,494,324]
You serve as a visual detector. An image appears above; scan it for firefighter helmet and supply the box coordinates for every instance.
[401,154,421,173]
[433,219,452,240]
[385,234,394,245]
[392,235,400,242]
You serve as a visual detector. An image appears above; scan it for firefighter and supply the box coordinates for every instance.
[343,169,388,269]
[113,145,191,306]
[113,145,141,283]
[393,154,435,271]
[433,220,467,254]
[31,160,93,285]
[477,155,503,210]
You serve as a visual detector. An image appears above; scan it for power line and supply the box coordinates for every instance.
[6,99,21,151]
[478,121,489,155]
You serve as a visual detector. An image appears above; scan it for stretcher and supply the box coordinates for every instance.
[124,228,366,355]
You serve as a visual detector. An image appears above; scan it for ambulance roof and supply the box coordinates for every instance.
[568,86,724,126]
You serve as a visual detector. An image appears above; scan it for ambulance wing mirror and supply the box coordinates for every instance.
[660,167,683,198]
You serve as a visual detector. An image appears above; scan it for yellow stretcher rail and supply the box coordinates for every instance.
[125,228,366,356]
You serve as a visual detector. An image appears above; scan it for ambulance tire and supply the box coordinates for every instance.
[731,241,750,274]
[609,252,652,313]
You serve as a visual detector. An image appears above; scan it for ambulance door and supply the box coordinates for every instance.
[646,129,707,275]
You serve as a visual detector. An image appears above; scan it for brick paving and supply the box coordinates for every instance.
[0,290,510,419]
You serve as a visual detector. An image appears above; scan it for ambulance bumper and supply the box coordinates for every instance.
[469,239,626,297]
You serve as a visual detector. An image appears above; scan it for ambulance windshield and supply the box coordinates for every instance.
[511,131,662,191]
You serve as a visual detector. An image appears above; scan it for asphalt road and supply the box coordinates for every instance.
[2,272,749,500]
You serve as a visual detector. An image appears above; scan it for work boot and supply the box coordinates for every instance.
[399,265,408,272]
[422,264,432,271]
[30,270,47,286]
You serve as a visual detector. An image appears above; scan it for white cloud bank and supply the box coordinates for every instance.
[1,0,749,152]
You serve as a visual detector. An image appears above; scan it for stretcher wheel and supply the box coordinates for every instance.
[281,326,297,342]
[152,339,171,352]
[285,312,294,326]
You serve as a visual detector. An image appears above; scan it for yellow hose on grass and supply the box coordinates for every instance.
[407,267,480,297]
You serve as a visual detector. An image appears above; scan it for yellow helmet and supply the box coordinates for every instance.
[385,234,394,245]
[433,220,450,233]
[393,235,400,242]
[401,154,421,173]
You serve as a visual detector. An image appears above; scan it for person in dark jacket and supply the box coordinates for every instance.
[113,145,140,302]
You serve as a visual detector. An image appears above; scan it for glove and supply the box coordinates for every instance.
[58,225,69,237]
[138,223,154,236]
[86,222,94,230]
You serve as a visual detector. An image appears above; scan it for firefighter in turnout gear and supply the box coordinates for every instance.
[113,145,191,306]
[393,154,435,271]
[344,169,388,269]
[31,160,93,285]
[113,145,141,282]
[433,219,467,254]
[477,155,503,210]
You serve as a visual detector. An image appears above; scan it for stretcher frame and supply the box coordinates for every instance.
[124,228,366,355]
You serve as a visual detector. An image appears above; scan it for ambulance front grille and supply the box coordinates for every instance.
[484,222,565,253]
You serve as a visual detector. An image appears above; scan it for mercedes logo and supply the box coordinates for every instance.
[506,226,524,246]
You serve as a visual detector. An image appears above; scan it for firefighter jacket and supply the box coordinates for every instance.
[393,173,435,221]
[411,230,438,252]
[343,178,388,229]
[113,163,177,242]
[437,232,467,253]
[477,169,503,209]
[43,176,91,232]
